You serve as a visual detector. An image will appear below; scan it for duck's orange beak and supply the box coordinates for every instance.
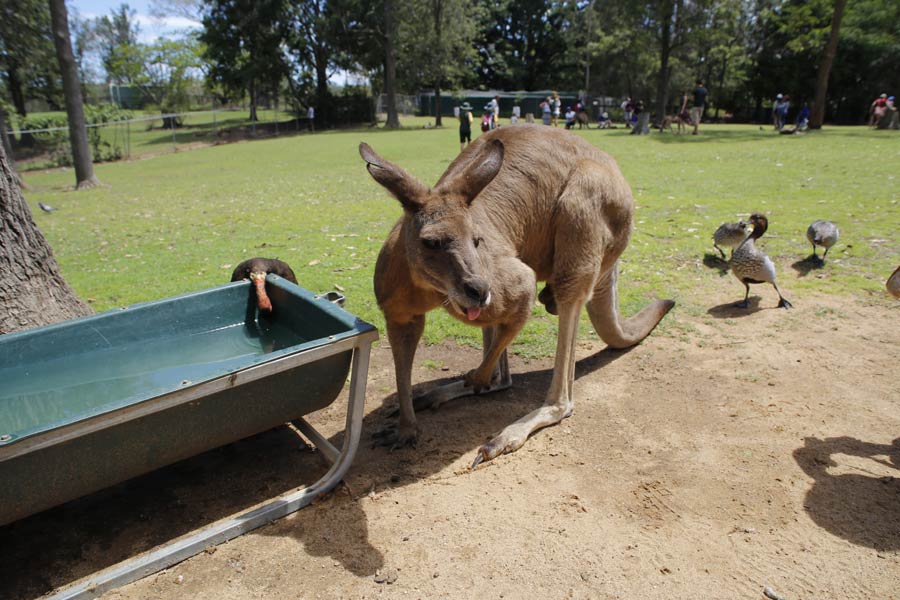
[250,272,272,311]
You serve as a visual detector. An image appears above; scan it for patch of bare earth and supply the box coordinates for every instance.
[2,285,897,600]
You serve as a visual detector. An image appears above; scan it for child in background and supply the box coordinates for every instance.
[458,102,473,152]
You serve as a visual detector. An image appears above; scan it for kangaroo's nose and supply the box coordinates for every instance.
[463,279,491,305]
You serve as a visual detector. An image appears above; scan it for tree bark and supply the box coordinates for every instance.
[383,0,400,128]
[0,143,92,335]
[432,0,443,127]
[48,0,100,190]
[249,78,258,122]
[653,0,677,127]
[0,110,26,190]
[810,0,847,129]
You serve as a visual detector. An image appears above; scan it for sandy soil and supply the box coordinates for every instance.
[2,281,898,600]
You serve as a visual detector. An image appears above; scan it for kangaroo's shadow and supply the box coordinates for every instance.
[0,343,631,599]
[702,252,731,276]
[707,296,763,317]
[791,255,825,277]
[794,436,900,551]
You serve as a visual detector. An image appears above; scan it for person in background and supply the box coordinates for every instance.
[511,103,521,124]
[796,101,811,131]
[307,105,315,132]
[772,93,783,130]
[541,97,552,125]
[870,93,889,127]
[622,96,633,126]
[551,92,561,126]
[691,80,707,135]
[597,110,611,128]
[458,102,473,152]
[886,96,899,129]
[484,95,500,129]
[774,94,791,130]
[564,106,576,129]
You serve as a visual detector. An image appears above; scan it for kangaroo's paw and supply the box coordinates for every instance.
[372,423,418,450]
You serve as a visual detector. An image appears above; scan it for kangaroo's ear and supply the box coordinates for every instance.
[446,139,504,204]
[359,142,428,211]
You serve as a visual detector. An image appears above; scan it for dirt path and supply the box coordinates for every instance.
[2,285,898,600]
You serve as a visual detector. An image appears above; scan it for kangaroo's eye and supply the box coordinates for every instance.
[422,238,441,250]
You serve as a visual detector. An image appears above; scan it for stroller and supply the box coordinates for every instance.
[481,112,493,132]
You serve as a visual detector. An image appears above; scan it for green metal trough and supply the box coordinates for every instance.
[0,276,377,599]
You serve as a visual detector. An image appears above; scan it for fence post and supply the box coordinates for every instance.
[171,116,177,152]
[213,110,217,139]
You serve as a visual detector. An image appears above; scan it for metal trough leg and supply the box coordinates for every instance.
[46,340,373,600]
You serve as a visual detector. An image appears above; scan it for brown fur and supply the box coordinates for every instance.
[660,114,688,134]
[361,125,674,465]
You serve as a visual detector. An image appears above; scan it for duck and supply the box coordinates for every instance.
[230,257,298,312]
[712,219,750,259]
[806,220,839,260]
[730,213,793,309]
[888,266,900,298]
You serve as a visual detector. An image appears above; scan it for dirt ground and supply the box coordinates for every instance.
[2,282,898,600]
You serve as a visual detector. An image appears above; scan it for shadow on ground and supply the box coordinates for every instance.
[794,436,900,551]
[702,253,731,276]
[0,344,628,599]
[791,254,825,277]
[707,296,763,317]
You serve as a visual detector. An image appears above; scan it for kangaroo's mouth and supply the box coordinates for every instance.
[456,290,491,321]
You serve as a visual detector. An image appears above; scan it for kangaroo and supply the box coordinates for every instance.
[360,125,674,467]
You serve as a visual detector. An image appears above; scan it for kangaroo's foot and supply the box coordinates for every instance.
[372,422,418,450]
[471,404,573,468]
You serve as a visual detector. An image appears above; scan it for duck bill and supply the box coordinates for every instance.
[252,276,273,312]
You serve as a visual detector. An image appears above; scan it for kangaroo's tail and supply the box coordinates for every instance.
[586,262,675,349]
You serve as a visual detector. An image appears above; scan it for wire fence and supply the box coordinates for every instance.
[4,108,313,171]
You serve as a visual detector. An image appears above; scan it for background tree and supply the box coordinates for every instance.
[92,4,143,85]
[49,0,100,189]
[0,142,91,334]
[810,0,847,128]
[200,0,292,122]
[0,0,61,145]
[475,0,570,90]
[398,0,480,126]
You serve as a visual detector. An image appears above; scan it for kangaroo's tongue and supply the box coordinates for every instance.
[466,307,481,321]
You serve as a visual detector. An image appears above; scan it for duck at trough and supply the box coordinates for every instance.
[230,257,298,312]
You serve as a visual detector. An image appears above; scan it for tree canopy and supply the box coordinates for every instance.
[0,0,898,125]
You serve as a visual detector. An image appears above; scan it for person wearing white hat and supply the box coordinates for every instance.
[772,93,784,130]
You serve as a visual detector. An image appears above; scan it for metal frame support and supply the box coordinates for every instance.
[46,338,374,600]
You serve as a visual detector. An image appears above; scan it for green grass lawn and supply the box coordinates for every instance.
[21,119,900,357]
[12,109,300,169]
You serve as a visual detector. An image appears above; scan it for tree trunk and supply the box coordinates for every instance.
[0,143,92,335]
[432,0,443,127]
[5,66,36,148]
[434,83,443,127]
[249,78,258,122]
[0,110,26,190]
[810,0,847,129]
[48,0,100,190]
[653,0,676,126]
[383,0,400,129]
